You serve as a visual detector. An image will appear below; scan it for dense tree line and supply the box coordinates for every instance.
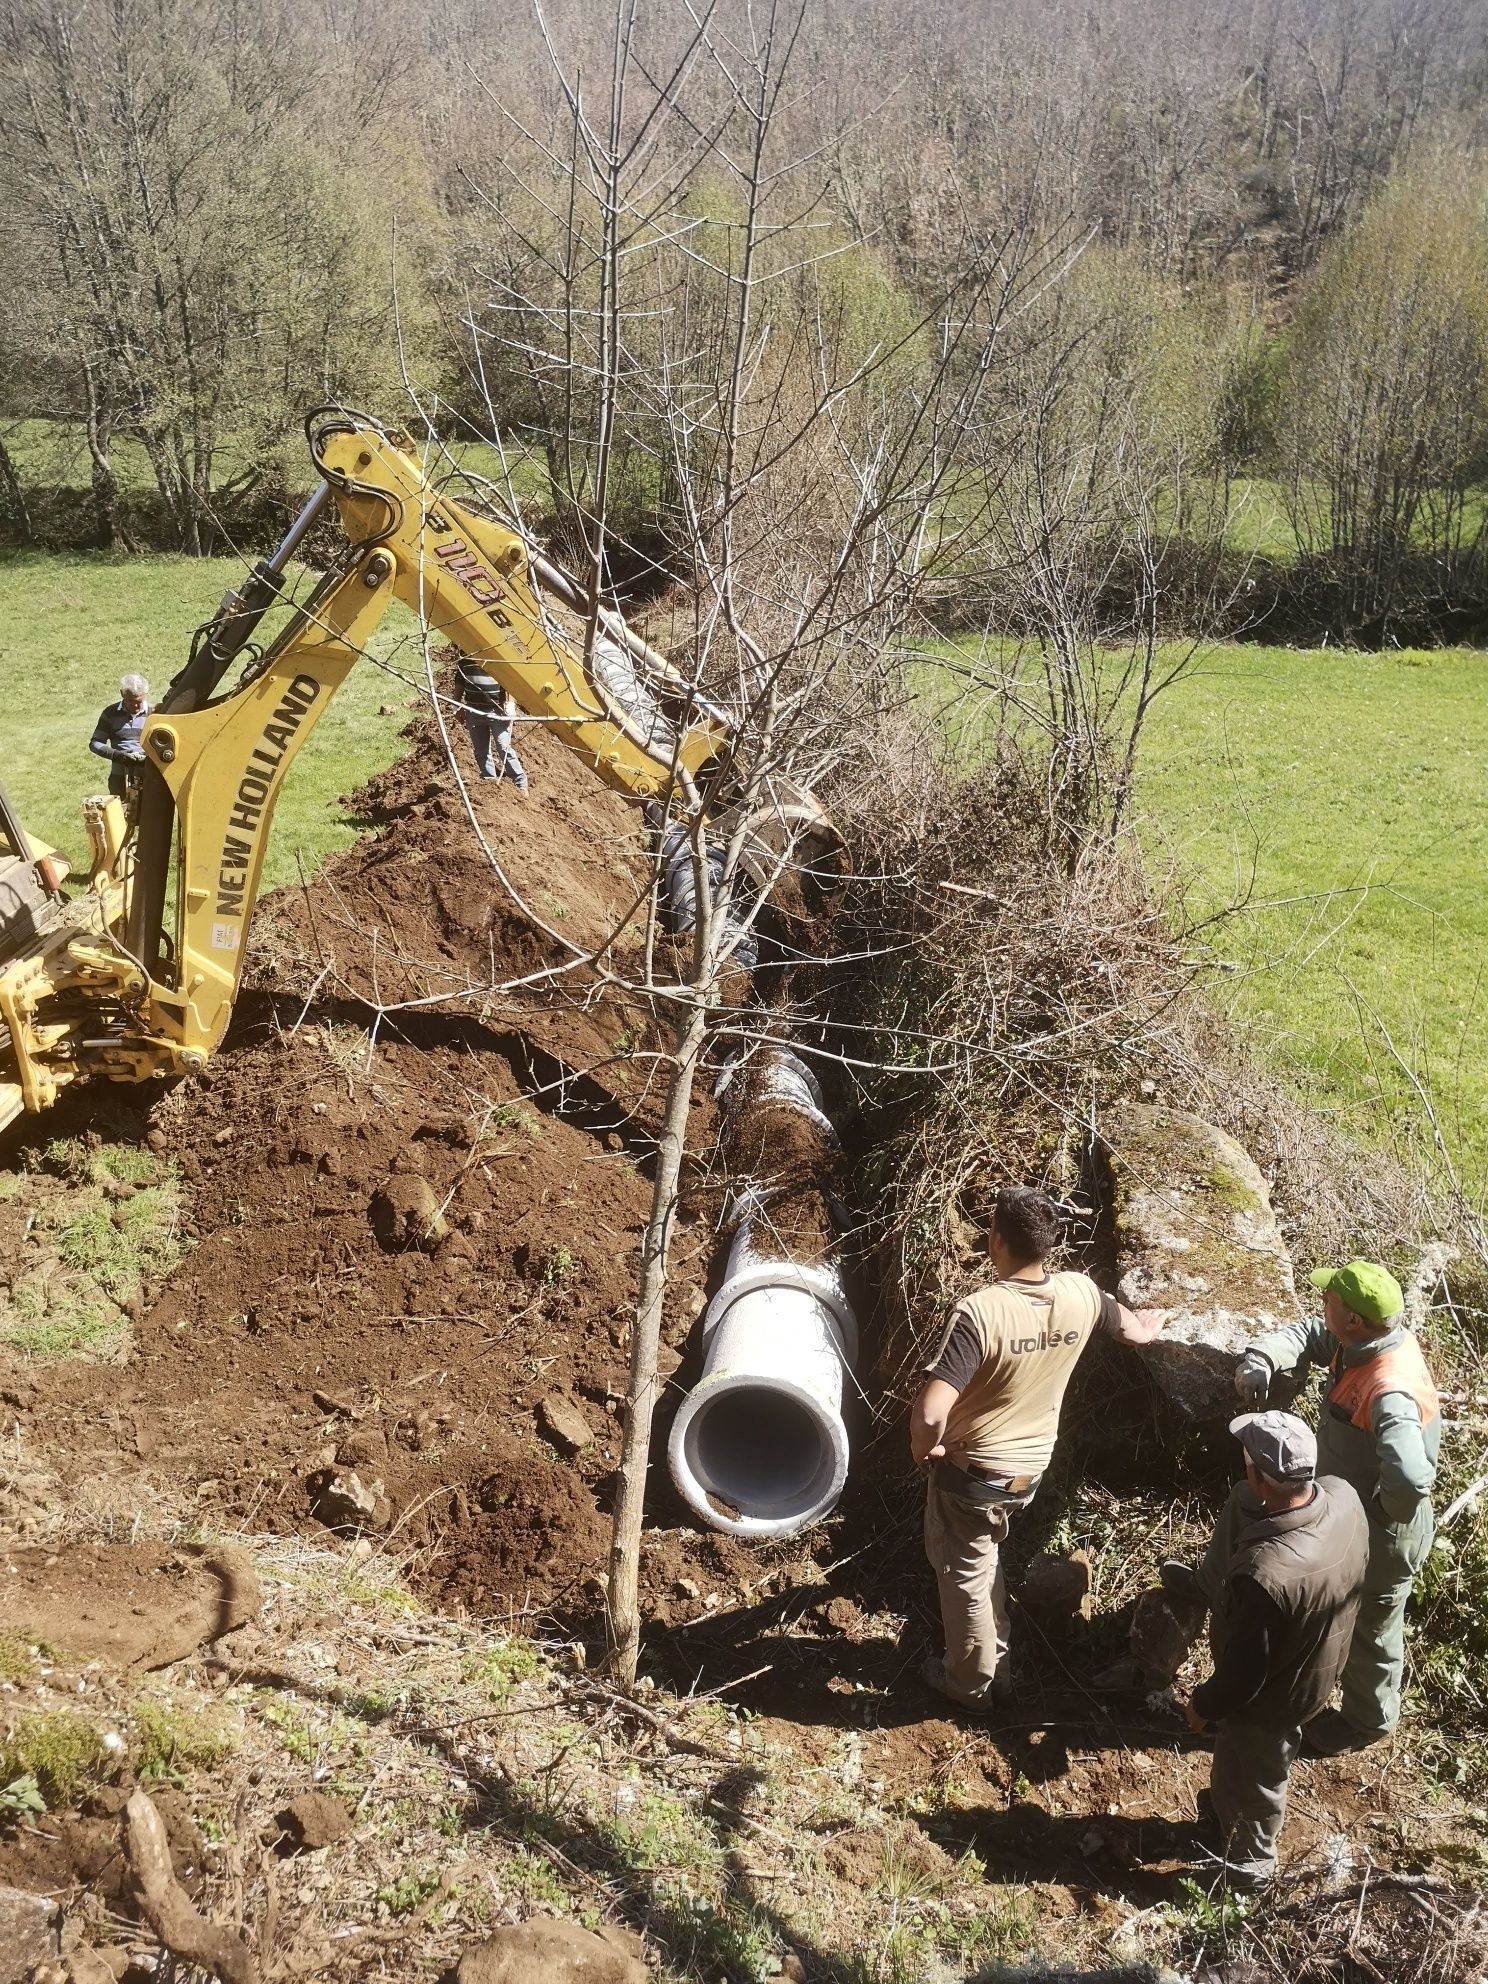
[0,0,1485,637]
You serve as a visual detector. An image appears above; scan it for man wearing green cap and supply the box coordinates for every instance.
[1233,1260,1441,1753]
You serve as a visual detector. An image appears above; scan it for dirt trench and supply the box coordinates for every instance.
[3,708,863,1647]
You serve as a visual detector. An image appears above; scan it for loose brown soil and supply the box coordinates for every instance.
[3,706,836,1634]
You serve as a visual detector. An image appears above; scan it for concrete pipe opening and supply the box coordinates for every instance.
[669,1376,848,1539]
[668,1241,857,1540]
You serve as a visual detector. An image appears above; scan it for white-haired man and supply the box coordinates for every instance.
[89,674,151,798]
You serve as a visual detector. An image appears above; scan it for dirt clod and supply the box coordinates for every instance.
[369,1175,448,1252]
[452,1921,648,1984]
[274,1791,352,1852]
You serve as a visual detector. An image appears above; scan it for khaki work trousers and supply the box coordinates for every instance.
[923,1464,1034,1700]
[1210,1713,1299,1882]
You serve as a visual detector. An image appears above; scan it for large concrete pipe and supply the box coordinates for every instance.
[667,1220,858,1539]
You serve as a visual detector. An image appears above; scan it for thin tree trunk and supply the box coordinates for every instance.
[607,992,709,1685]
[0,438,32,542]
[81,363,123,552]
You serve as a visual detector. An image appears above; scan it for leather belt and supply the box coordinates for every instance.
[958,1463,1038,1494]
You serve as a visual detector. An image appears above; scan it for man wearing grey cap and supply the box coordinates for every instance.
[1233,1260,1440,1753]
[1177,1411,1367,1888]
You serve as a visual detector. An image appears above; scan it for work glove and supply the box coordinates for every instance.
[1234,1352,1271,1410]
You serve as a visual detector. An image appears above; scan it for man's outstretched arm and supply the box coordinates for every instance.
[1100,1293,1167,1346]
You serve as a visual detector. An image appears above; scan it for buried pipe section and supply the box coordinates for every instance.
[654,816,759,973]
[669,1045,857,1539]
[668,1221,858,1539]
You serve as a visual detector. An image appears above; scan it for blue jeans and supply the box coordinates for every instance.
[464,712,527,788]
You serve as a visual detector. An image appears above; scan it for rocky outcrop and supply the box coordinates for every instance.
[1104,1104,1302,1421]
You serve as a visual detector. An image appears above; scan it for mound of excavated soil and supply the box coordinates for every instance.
[6,701,836,1630]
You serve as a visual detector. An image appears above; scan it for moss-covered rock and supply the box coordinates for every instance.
[1103,1104,1302,1421]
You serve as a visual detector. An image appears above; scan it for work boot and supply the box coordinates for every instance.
[1222,1856,1277,1893]
[920,1654,1014,1715]
[1301,1708,1382,1758]
[1158,1561,1205,1605]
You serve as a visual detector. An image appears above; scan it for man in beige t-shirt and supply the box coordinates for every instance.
[910,1185,1166,1711]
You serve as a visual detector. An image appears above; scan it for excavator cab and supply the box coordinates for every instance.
[0,783,66,968]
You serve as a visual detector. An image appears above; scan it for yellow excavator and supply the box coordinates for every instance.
[0,408,836,1132]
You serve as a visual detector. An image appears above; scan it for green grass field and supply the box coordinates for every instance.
[0,551,420,886]
[1136,643,1488,1197]
[0,416,550,510]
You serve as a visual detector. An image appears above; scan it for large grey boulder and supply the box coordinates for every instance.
[1104,1104,1302,1421]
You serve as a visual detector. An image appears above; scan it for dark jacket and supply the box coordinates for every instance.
[89,699,148,763]
[1205,1474,1368,1728]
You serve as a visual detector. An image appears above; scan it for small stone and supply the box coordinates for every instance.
[378,703,396,717]
[674,1577,700,1600]
[307,1467,391,1532]
[213,1126,233,1145]
[1130,1587,1207,1685]
[274,1790,352,1852]
[1020,1551,1093,1627]
[537,1393,595,1456]
[0,1884,61,1984]
[145,1127,169,1153]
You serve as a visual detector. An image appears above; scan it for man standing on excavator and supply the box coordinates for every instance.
[453,653,529,792]
[910,1184,1166,1712]
[89,673,150,799]
[1228,1260,1441,1755]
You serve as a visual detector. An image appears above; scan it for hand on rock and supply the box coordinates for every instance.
[1234,1354,1270,1409]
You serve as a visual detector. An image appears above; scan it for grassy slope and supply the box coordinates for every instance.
[1136,642,1488,1193]
[0,550,419,884]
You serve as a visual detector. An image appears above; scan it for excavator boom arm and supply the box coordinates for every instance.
[0,411,747,1117]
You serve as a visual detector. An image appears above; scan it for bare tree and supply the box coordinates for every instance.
[429,0,1087,1684]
